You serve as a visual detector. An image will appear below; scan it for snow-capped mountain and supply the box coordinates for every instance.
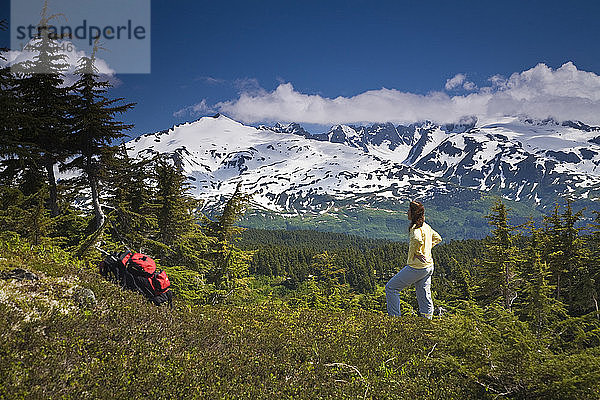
[414,118,600,203]
[130,114,466,213]
[265,116,600,205]
[128,114,600,216]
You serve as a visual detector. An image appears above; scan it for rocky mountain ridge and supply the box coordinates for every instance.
[129,114,600,216]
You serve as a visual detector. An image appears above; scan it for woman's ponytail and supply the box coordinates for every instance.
[408,201,425,231]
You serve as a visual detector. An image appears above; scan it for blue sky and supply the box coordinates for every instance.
[3,0,600,137]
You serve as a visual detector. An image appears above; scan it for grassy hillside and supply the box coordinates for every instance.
[1,233,599,399]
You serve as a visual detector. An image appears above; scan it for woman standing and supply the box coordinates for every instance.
[385,201,442,318]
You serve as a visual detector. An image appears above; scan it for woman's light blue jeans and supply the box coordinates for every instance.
[385,265,434,318]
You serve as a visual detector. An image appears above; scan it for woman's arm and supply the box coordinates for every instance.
[432,228,442,247]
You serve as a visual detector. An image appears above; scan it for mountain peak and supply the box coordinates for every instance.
[562,120,600,132]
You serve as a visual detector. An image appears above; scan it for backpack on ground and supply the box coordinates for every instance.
[99,250,172,306]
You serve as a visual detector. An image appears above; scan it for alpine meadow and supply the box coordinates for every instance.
[1,1,600,399]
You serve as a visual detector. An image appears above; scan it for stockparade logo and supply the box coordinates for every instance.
[16,19,147,47]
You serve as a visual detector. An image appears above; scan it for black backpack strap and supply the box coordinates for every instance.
[119,250,133,266]
[152,290,173,307]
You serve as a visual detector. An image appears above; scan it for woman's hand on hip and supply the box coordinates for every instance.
[414,254,427,263]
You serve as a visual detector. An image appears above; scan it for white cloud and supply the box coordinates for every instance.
[503,62,600,101]
[462,80,477,91]
[445,73,466,90]
[173,99,212,118]
[195,76,225,85]
[174,77,264,118]
[445,73,476,91]
[214,84,468,125]
[488,74,506,87]
[193,62,600,126]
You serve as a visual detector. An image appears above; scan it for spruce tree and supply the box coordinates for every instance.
[11,5,74,216]
[582,211,600,318]
[561,200,585,306]
[543,199,585,308]
[312,251,347,295]
[480,199,520,311]
[0,186,53,245]
[152,159,211,272]
[103,145,159,251]
[67,40,135,229]
[518,220,566,337]
[154,160,195,250]
[452,256,474,301]
[544,204,564,299]
[0,19,40,193]
[203,183,254,296]
[205,182,249,241]
[0,19,18,186]
[0,19,13,138]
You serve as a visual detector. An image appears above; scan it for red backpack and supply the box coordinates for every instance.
[122,252,171,295]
